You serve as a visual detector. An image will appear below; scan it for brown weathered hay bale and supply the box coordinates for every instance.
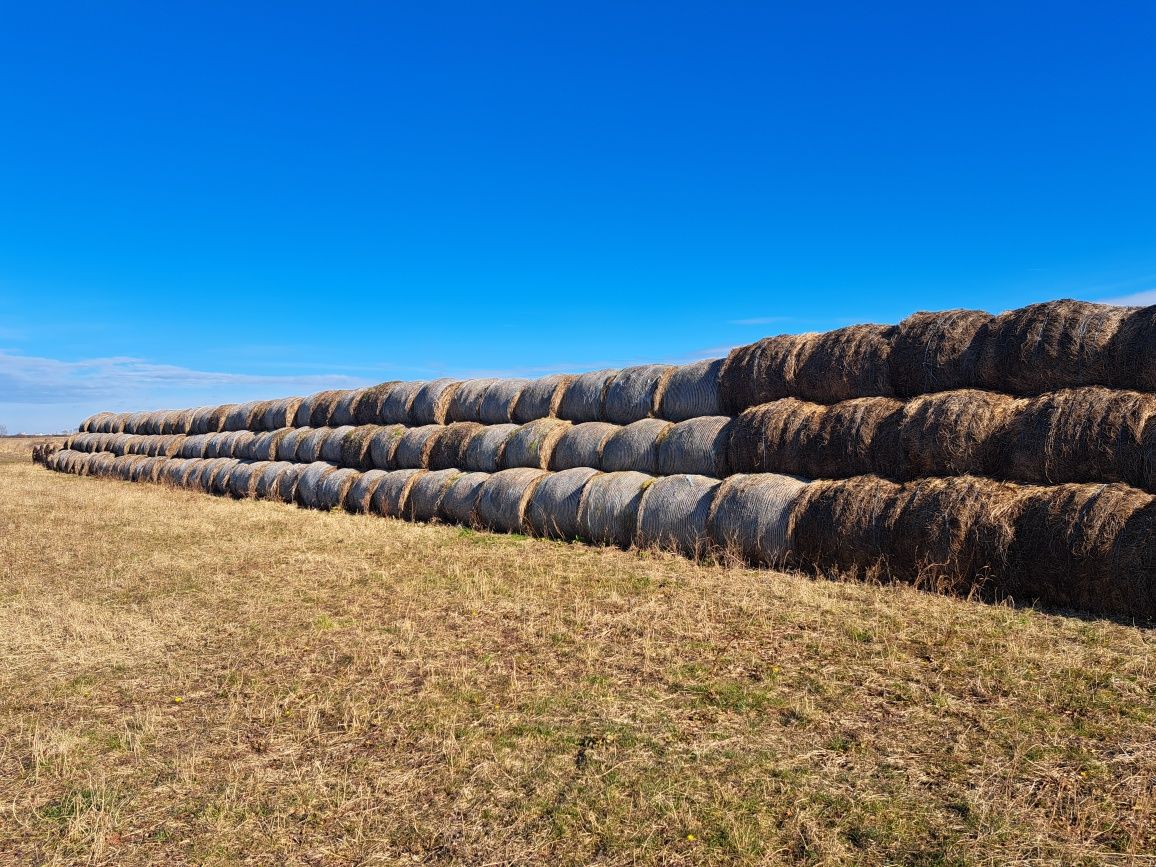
[474,467,547,534]
[370,469,425,518]
[378,381,425,425]
[229,430,258,460]
[513,374,574,423]
[577,470,652,548]
[427,422,485,470]
[353,382,401,425]
[262,397,303,431]
[708,473,808,565]
[272,463,307,503]
[225,461,263,498]
[275,427,311,462]
[409,379,462,425]
[187,458,220,491]
[148,456,174,483]
[785,476,900,575]
[246,429,290,462]
[139,412,163,435]
[658,358,724,421]
[793,324,897,404]
[167,409,195,435]
[461,424,518,472]
[190,405,229,435]
[293,393,323,427]
[478,379,530,424]
[368,424,407,469]
[525,467,601,540]
[975,300,1130,395]
[444,379,496,423]
[295,427,333,463]
[501,418,571,470]
[108,433,131,456]
[200,433,227,460]
[330,391,364,427]
[319,425,355,464]
[296,462,338,508]
[78,413,104,433]
[132,456,164,483]
[720,333,819,414]
[890,309,991,397]
[209,458,241,496]
[405,468,463,522]
[557,369,616,423]
[548,422,617,471]
[439,471,490,525]
[393,425,444,469]
[600,419,673,474]
[122,411,147,434]
[657,416,732,477]
[109,454,140,479]
[310,390,347,427]
[313,467,360,510]
[897,389,1012,479]
[1111,306,1156,391]
[636,473,721,556]
[1105,500,1156,620]
[604,365,674,425]
[336,425,377,470]
[344,468,388,513]
[254,462,295,500]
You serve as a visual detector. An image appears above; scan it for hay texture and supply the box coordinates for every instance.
[275,428,309,462]
[319,425,356,464]
[370,469,425,518]
[338,425,378,470]
[898,390,1012,479]
[513,374,574,423]
[501,418,571,470]
[353,382,401,425]
[445,379,498,424]
[792,324,897,404]
[343,469,388,513]
[427,422,485,470]
[296,462,339,509]
[254,462,295,500]
[262,398,303,431]
[474,468,547,534]
[636,473,721,556]
[462,424,518,473]
[604,365,674,424]
[378,381,425,425]
[558,370,616,423]
[295,428,333,464]
[890,309,991,397]
[478,380,530,424]
[393,425,445,469]
[549,422,617,471]
[707,473,807,565]
[719,333,818,414]
[577,471,652,548]
[657,417,732,477]
[368,425,406,470]
[405,468,462,522]
[273,464,307,504]
[525,467,600,540]
[600,419,673,474]
[439,471,489,525]
[223,401,262,432]
[409,379,461,425]
[658,358,724,421]
[314,467,361,511]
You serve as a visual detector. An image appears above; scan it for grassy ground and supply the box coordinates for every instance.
[1,437,1154,866]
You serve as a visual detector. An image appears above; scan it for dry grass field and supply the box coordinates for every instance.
[2,437,1155,865]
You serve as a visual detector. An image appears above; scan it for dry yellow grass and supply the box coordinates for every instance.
[1,436,1154,865]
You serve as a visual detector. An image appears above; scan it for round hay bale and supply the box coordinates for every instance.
[275,427,311,462]
[296,462,339,508]
[200,433,225,460]
[577,470,652,548]
[427,422,485,470]
[708,473,808,565]
[557,369,616,423]
[132,456,163,482]
[344,468,388,513]
[295,427,334,464]
[208,459,241,496]
[975,300,1130,395]
[330,391,362,427]
[474,467,548,534]
[314,467,361,510]
[319,425,356,464]
[208,406,236,433]
[78,413,102,433]
[229,430,258,460]
[636,473,722,556]
[1111,306,1156,391]
[165,409,195,435]
[719,333,819,415]
[478,379,530,425]
[149,456,174,483]
[600,419,673,474]
[123,411,147,434]
[405,468,463,522]
[207,431,235,459]
[190,405,228,435]
[793,324,897,404]
[294,393,323,427]
[658,358,724,421]
[604,365,674,425]
[273,463,307,503]
[247,430,290,462]
[657,417,732,478]
[890,309,991,397]
[501,418,571,470]
[1103,499,1156,620]
[370,469,425,518]
[85,414,108,434]
[161,435,187,457]
[409,379,462,425]
[445,379,498,423]
[309,390,346,427]
[513,374,574,423]
[393,425,445,469]
[108,433,130,456]
[898,389,1012,479]
[548,422,617,471]
[439,471,490,525]
[461,424,518,472]
[368,425,407,470]
[338,425,378,470]
[226,461,264,499]
[254,462,294,500]
[262,397,304,431]
[524,467,601,540]
[785,476,900,575]
[353,382,401,425]
[378,381,424,425]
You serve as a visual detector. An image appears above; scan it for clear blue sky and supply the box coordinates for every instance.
[2,2,1154,432]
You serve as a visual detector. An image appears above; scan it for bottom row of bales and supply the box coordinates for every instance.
[45,450,1156,620]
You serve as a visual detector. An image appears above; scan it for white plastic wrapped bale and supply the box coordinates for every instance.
[405,468,463,521]
[513,374,574,423]
[636,473,721,556]
[477,379,530,424]
[501,418,571,470]
[600,419,673,474]
[525,467,600,540]
[273,463,307,503]
[577,471,653,548]
[263,397,303,431]
[445,379,498,423]
[393,425,444,469]
[658,358,724,421]
[409,379,461,425]
[604,365,675,425]
[254,462,295,500]
[275,428,310,462]
[320,425,356,464]
[462,424,518,472]
[707,473,808,566]
[368,425,407,469]
[656,417,733,478]
[344,468,388,513]
[379,381,426,425]
[370,469,425,518]
[315,467,361,510]
[439,471,489,525]
[549,422,617,471]
[474,467,547,534]
[557,369,617,423]
[295,427,333,464]
[296,462,339,508]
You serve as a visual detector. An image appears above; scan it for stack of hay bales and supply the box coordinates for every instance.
[45,298,1156,620]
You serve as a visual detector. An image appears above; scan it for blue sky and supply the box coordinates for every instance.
[2,2,1154,432]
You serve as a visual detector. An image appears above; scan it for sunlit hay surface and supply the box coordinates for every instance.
[1,437,1155,865]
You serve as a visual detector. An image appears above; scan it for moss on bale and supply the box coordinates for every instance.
[338,425,378,470]
[513,374,574,423]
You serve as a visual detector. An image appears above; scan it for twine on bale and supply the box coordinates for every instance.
[273,464,307,504]
[890,309,991,397]
[224,401,263,432]
[604,365,674,425]
[439,471,489,525]
[225,461,261,499]
[276,428,310,462]
[248,430,291,462]
[636,473,721,557]
[577,470,652,548]
[501,418,571,470]
[330,391,362,427]
[409,379,462,425]
[513,374,574,423]
[708,473,808,566]
[525,467,600,540]
[558,370,617,422]
[191,406,229,435]
[254,462,295,500]
[657,417,733,478]
[600,419,673,474]
[474,467,548,534]
[310,391,348,427]
[549,422,617,471]
[295,428,335,464]
[344,469,388,513]
[658,358,724,421]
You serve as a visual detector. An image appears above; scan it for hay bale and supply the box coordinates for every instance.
[138,412,162,435]
[370,469,425,518]
[310,390,347,427]
[975,300,1130,395]
[131,456,163,482]
[1111,306,1156,391]
[296,462,339,508]
[445,379,497,423]
[719,333,819,414]
[337,425,378,470]
[295,427,334,463]
[461,424,518,472]
[254,462,295,500]
[393,425,445,469]
[478,379,530,424]
[577,470,652,548]
[201,432,226,460]
[600,419,673,474]
[635,473,721,556]
[293,393,323,427]
[405,468,463,522]
[275,428,311,462]
[1104,499,1156,620]
[474,467,547,533]
[330,391,363,426]
[378,381,425,425]
[354,382,401,424]
[247,429,290,462]
[165,409,194,435]
[549,422,617,471]
[319,425,356,464]
[792,324,897,404]
[78,413,103,433]
[273,463,307,503]
[785,476,898,574]
[501,418,571,470]
[557,369,616,422]
[229,431,258,460]
[427,422,485,470]
[657,417,732,477]
[226,461,264,499]
[524,467,601,539]
[314,467,361,510]
[209,459,241,496]
[190,405,229,435]
[898,390,1012,479]
[604,365,674,425]
[513,374,574,423]
[123,411,147,434]
[344,469,388,513]
[439,471,490,525]
[708,473,808,565]
[890,309,991,397]
[658,358,724,421]
[409,379,462,425]
[262,397,304,431]
[368,425,407,470]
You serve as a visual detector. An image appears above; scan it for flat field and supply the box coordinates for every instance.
[1,437,1154,865]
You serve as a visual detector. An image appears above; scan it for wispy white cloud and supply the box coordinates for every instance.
[1099,288,1156,307]
[729,316,793,326]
